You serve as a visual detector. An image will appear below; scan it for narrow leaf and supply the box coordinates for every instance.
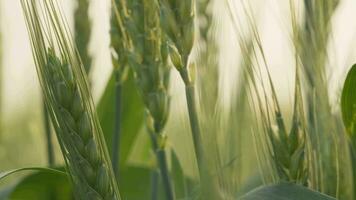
[171,150,187,199]
[0,168,66,181]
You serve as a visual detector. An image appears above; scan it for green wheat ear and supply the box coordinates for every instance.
[111,0,174,199]
[21,0,121,199]
[159,0,195,83]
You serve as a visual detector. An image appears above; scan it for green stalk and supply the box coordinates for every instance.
[150,170,159,200]
[111,70,122,179]
[159,0,206,176]
[110,0,129,180]
[184,77,221,200]
[74,0,92,73]
[156,149,174,200]
[43,102,55,166]
[184,84,204,170]
[148,125,174,200]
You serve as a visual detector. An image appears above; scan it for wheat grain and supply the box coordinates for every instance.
[21,1,121,199]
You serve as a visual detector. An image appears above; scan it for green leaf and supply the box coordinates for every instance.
[171,150,187,199]
[97,71,145,168]
[239,183,336,200]
[126,128,155,168]
[8,170,71,200]
[341,64,356,137]
[0,168,70,200]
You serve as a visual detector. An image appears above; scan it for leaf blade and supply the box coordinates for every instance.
[341,64,356,137]
[240,183,336,200]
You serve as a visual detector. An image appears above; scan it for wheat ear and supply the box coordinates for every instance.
[111,0,174,199]
[21,1,121,199]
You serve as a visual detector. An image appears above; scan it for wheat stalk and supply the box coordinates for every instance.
[159,0,226,199]
[74,0,92,73]
[21,1,121,199]
[109,0,130,180]
[111,0,174,199]
[159,0,205,174]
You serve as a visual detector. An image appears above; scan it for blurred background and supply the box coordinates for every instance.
[1,0,356,197]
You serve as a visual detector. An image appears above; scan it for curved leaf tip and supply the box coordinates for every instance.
[0,167,67,181]
[341,64,356,137]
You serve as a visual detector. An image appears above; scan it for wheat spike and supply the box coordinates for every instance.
[21,1,121,199]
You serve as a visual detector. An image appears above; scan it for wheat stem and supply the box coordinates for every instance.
[184,84,204,170]
[43,102,55,166]
[109,0,130,178]
[74,0,92,73]
[111,70,123,179]
[158,0,206,181]
[150,170,159,200]
[148,127,174,200]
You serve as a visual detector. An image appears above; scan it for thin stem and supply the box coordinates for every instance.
[112,71,122,180]
[157,149,174,200]
[149,129,175,200]
[74,0,92,73]
[184,84,205,176]
[43,102,54,166]
[150,170,159,200]
[182,72,221,199]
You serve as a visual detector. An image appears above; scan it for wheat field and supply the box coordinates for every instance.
[0,0,356,200]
